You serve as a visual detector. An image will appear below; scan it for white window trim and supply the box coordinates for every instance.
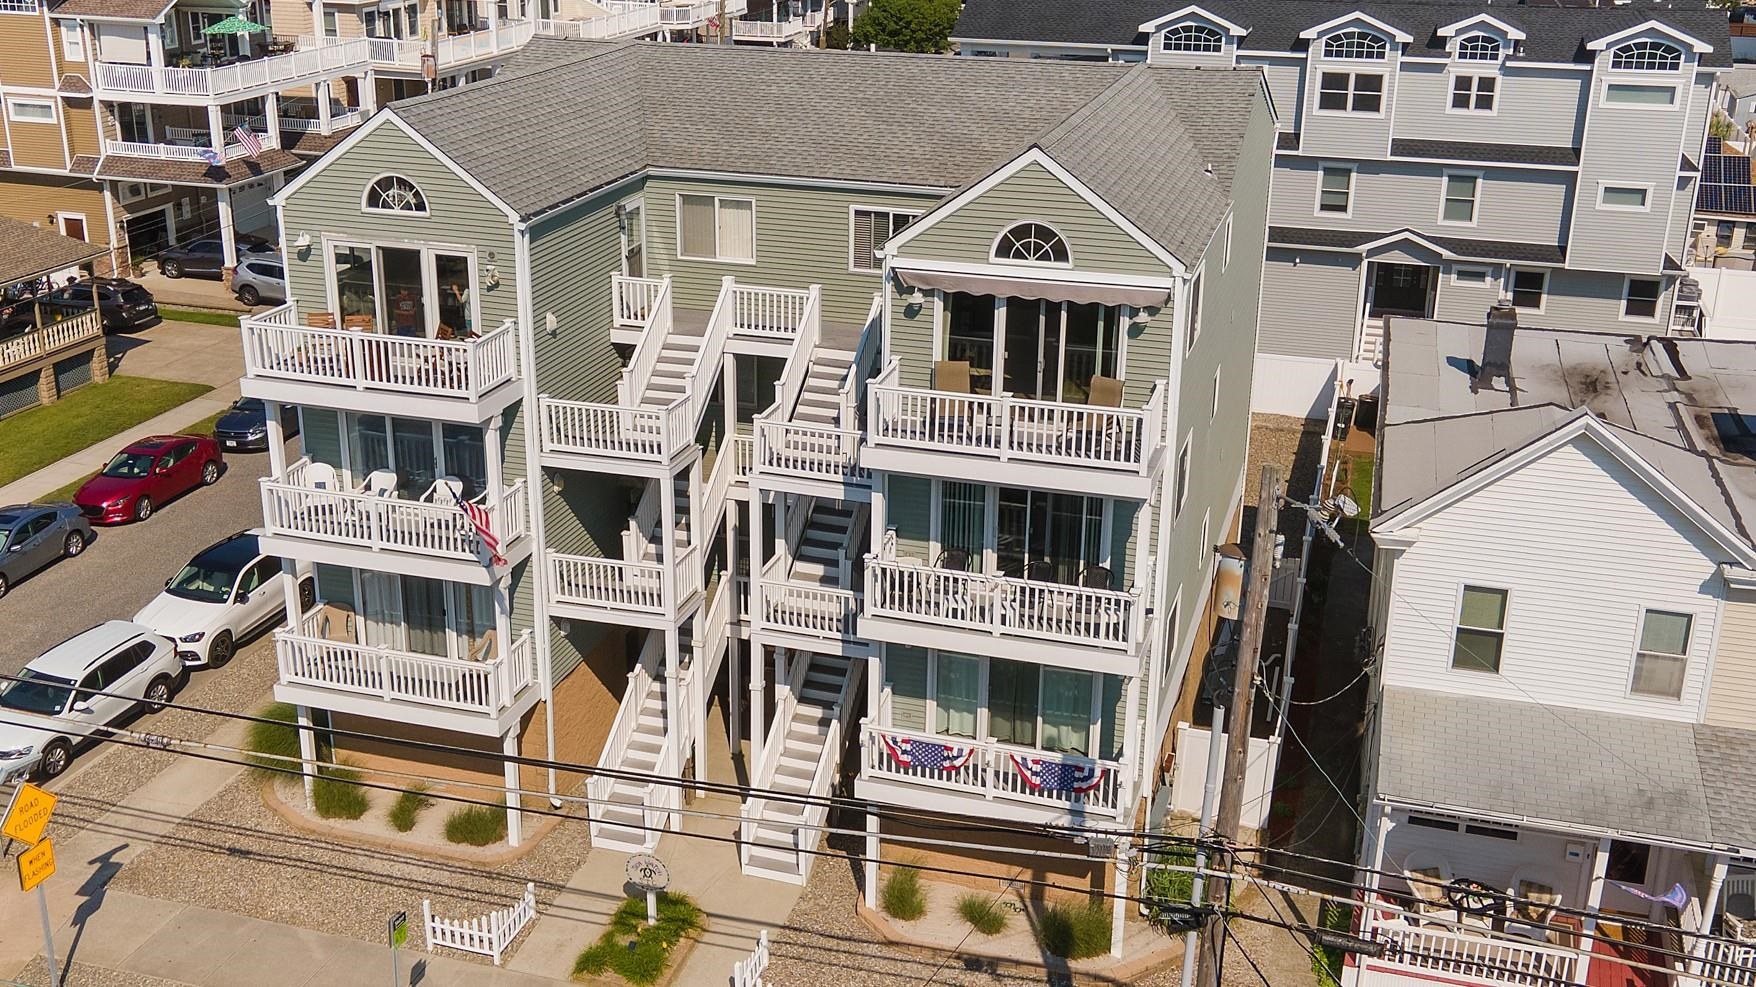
[676,192,757,265]
[1313,70,1387,117]
[1451,583,1511,674]
[1509,266,1547,313]
[1438,169,1483,228]
[1600,80,1680,110]
[1186,271,1203,353]
[907,649,1120,760]
[1222,214,1233,271]
[60,21,84,62]
[1320,29,1389,61]
[1597,182,1654,213]
[1446,73,1498,115]
[1175,432,1192,516]
[1451,265,1493,286]
[1210,364,1221,422]
[1607,40,1685,74]
[1620,275,1664,323]
[989,220,1075,268]
[1198,510,1211,569]
[1626,605,1694,701]
[320,235,482,338]
[1314,162,1356,219]
[6,97,57,124]
[359,173,430,216]
[847,204,920,275]
[1160,22,1225,54]
[1450,32,1504,63]
[55,212,87,240]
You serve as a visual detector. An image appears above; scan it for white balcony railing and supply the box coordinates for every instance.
[261,460,527,563]
[241,304,518,401]
[549,553,666,616]
[863,556,1145,651]
[731,16,812,39]
[535,6,661,39]
[753,418,866,485]
[758,567,859,640]
[730,284,813,338]
[276,626,534,714]
[94,38,371,98]
[868,365,1164,475]
[654,0,744,26]
[1365,920,1579,987]
[1697,938,1756,987]
[538,395,693,465]
[860,722,1127,818]
[0,310,102,373]
[105,130,279,163]
[612,274,667,330]
[224,109,367,134]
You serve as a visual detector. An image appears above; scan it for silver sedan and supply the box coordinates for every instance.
[0,503,92,599]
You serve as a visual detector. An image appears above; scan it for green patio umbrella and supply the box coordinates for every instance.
[202,14,268,34]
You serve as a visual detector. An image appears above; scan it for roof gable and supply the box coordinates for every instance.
[1436,13,1525,43]
[1588,19,1712,55]
[1300,11,1412,44]
[1138,4,1248,37]
[271,111,518,222]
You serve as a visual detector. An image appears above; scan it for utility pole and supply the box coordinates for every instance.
[1194,464,1281,987]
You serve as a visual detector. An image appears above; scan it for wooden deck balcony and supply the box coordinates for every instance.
[104,130,279,164]
[547,545,702,629]
[536,8,662,40]
[0,311,102,380]
[858,721,1128,821]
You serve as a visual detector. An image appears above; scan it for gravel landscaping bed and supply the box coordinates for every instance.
[13,956,194,987]
[106,771,590,965]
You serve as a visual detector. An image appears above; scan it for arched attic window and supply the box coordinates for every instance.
[1323,29,1388,59]
[993,222,1071,265]
[1610,39,1682,72]
[1162,23,1225,54]
[363,174,429,214]
[1454,34,1502,62]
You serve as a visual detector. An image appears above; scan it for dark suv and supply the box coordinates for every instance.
[157,236,273,280]
[44,279,159,332]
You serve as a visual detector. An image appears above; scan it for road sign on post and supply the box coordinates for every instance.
[17,838,54,892]
[389,910,408,986]
[2,782,57,847]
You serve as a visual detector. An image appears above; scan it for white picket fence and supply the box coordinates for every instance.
[423,882,536,966]
[733,929,770,987]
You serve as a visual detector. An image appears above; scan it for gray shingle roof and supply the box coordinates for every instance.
[1377,686,1717,845]
[0,215,107,287]
[1267,225,1566,264]
[1390,139,1580,169]
[954,0,1732,67]
[389,38,1255,262]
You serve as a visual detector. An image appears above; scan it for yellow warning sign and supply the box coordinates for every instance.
[17,839,53,892]
[1,783,56,847]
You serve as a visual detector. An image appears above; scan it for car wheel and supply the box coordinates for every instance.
[162,259,183,279]
[201,460,220,486]
[39,739,70,779]
[144,675,174,713]
[238,285,260,306]
[133,496,153,522]
[63,530,85,558]
[298,578,316,612]
[207,630,235,669]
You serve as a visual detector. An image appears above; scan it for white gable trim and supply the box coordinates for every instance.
[1358,230,1452,259]
[1139,5,1249,37]
[1586,20,1712,55]
[1436,13,1525,42]
[269,109,520,223]
[878,146,1189,276]
[1374,414,1756,566]
[1300,11,1413,44]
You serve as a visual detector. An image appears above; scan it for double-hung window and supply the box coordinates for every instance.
[1623,277,1661,320]
[1318,71,1384,113]
[1318,165,1354,215]
[850,208,915,272]
[1452,585,1508,672]
[1631,609,1691,699]
[1510,268,1546,310]
[1441,172,1480,225]
[1450,75,1496,112]
[678,194,755,263]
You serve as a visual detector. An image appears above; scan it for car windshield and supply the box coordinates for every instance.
[0,669,75,716]
[101,452,155,478]
[165,558,239,603]
[232,398,264,414]
[120,287,151,305]
[0,514,16,544]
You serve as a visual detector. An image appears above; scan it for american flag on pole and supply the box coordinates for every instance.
[231,126,263,158]
[460,501,505,566]
[881,734,975,772]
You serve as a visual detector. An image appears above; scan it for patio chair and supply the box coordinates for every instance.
[315,601,356,643]
[1023,560,1055,582]
[363,469,398,498]
[303,312,338,330]
[343,314,376,333]
[1505,870,1563,943]
[424,475,465,509]
[1087,375,1124,408]
[304,461,339,492]
[930,360,977,439]
[467,627,498,664]
[1079,564,1114,590]
[936,547,971,572]
[1067,375,1128,459]
[1399,851,1455,926]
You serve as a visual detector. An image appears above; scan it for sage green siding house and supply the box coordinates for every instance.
[241,38,1274,942]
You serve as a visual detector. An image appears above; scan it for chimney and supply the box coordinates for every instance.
[1472,302,1518,396]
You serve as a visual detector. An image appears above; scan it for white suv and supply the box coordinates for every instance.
[134,530,312,668]
[0,621,184,781]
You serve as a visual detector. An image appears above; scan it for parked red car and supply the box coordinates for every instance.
[74,435,223,524]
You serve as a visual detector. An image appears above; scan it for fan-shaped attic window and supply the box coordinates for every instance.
[1163,23,1225,54]
[993,222,1071,265]
[363,174,429,214]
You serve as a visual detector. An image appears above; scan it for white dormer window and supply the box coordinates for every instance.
[1162,23,1225,54]
[993,222,1071,265]
[1454,34,1501,62]
[363,174,428,214]
[1610,39,1682,72]
[1323,29,1388,60]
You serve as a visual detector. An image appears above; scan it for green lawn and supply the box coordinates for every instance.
[38,407,226,502]
[0,375,214,488]
[158,307,245,327]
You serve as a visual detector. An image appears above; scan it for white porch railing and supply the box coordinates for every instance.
[260,461,527,562]
[863,556,1145,651]
[437,20,535,63]
[612,274,668,329]
[93,39,371,98]
[423,882,536,966]
[276,628,534,714]
[732,16,812,39]
[549,553,666,616]
[589,663,653,816]
[1366,920,1579,987]
[731,283,815,339]
[759,559,859,640]
[225,109,367,134]
[868,363,1165,475]
[536,6,662,39]
[860,722,1128,818]
[106,131,280,163]
[0,310,102,373]
[753,419,866,485]
[733,434,755,481]
[1697,938,1756,987]
[618,275,675,405]
[538,395,693,465]
[240,305,518,400]
[654,0,747,27]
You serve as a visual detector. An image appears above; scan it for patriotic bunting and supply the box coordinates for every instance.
[882,734,975,772]
[1008,755,1106,794]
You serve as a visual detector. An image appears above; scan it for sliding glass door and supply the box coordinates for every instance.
[344,414,487,498]
[995,488,1103,583]
[357,572,496,661]
[328,242,478,338]
[946,295,1122,402]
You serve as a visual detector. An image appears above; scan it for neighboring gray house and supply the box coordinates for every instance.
[952,0,1731,416]
[241,37,1276,950]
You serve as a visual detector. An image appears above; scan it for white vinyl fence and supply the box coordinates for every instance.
[733,929,771,987]
[423,882,536,966]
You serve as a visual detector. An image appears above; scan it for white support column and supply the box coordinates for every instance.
[313,0,327,37]
[148,26,167,68]
[863,811,880,910]
[1110,843,1131,958]
[216,187,237,267]
[691,609,706,788]
[503,729,523,847]
[749,489,766,761]
[263,91,281,148]
[206,102,226,155]
[295,704,317,809]
[362,70,378,113]
[1576,836,1614,986]
[726,494,741,751]
[316,80,333,133]
[264,400,287,477]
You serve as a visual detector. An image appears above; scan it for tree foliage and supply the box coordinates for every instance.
[850,0,960,53]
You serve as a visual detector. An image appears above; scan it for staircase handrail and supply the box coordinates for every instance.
[624,476,663,562]
[768,284,822,423]
[781,494,813,567]
[587,660,653,809]
[682,276,736,434]
[837,291,883,430]
[839,502,870,591]
[617,274,674,407]
[792,715,842,882]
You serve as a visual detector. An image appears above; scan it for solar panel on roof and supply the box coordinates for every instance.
[1702,154,1753,187]
[1700,184,1756,216]
[1709,136,1725,155]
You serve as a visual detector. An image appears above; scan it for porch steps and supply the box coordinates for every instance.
[590,671,670,854]
[639,335,704,410]
[790,500,861,588]
[792,348,855,428]
[742,651,858,883]
[635,473,693,572]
